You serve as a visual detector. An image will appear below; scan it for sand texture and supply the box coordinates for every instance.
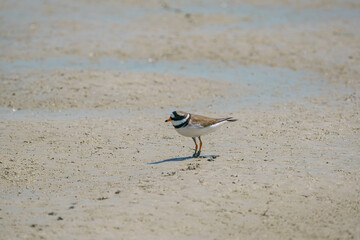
[1,0,359,239]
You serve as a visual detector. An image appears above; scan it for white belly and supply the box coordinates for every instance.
[175,122,226,137]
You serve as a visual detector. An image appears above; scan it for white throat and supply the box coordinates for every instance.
[172,114,190,127]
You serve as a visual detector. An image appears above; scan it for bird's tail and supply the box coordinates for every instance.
[219,117,237,123]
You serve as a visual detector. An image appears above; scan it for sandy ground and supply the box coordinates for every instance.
[1,0,360,239]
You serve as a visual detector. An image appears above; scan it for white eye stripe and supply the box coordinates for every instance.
[170,113,175,118]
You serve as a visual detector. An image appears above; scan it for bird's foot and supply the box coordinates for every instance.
[193,151,201,158]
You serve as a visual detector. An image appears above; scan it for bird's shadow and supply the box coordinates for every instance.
[148,155,219,165]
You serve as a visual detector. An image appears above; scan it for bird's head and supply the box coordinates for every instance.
[165,111,189,126]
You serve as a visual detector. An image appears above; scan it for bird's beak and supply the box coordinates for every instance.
[165,118,171,122]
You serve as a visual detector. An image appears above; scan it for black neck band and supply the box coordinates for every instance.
[174,114,190,129]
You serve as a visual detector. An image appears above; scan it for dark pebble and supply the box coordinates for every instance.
[57,217,63,221]
[115,190,121,194]
[97,197,108,200]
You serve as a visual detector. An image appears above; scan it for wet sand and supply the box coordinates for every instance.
[1,0,360,239]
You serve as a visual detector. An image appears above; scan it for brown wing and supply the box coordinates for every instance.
[190,114,236,128]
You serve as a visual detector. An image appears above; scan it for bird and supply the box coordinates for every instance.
[165,111,237,157]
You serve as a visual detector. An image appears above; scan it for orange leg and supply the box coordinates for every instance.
[192,137,198,157]
[198,136,203,157]
[193,137,202,158]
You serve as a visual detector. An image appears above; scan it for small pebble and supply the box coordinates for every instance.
[97,197,108,200]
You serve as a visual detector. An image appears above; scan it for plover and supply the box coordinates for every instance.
[165,111,237,157]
